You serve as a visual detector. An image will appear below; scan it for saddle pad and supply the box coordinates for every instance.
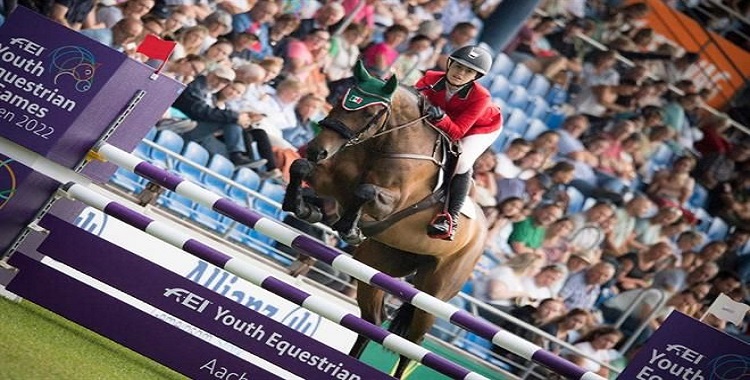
[460,196,477,219]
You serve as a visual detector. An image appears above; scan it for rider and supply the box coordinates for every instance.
[416,45,503,240]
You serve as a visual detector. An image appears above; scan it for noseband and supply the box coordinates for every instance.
[317,104,391,146]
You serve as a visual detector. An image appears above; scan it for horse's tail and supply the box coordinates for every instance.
[388,302,416,338]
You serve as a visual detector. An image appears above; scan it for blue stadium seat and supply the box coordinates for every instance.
[523,118,548,139]
[176,141,210,183]
[544,107,566,130]
[490,52,515,78]
[150,130,185,169]
[525,96,550,120]
[650,144,674,167]
[505,85,530,109]
[566,186,585,214]
[526,74,551,97]
[490,133,509,153]
[546,85,568,106]
[492,97,507,113]
[133,127,158,159]
[110,167,146,193]
[507,63,533,87]
[489,76,512,100]
[191,204,230,233]
[253,181,287,219]
[202,154,236,195]
[227,167,261,205]
[157,191,196,218]
[503,108,528,135]
[706,217,729,241]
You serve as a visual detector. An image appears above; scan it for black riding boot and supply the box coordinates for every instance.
[427,172,471,241]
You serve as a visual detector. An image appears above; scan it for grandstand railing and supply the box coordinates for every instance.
[609,288,668,355]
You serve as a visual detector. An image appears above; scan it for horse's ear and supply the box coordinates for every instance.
[383,75,398,97]
[353,60,370,83]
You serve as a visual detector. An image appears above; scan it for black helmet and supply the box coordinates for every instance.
[448,45,493,78]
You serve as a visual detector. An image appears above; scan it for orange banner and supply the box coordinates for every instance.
[635,0,750,109]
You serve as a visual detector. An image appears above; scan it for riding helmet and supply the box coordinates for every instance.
[447,45,493,79]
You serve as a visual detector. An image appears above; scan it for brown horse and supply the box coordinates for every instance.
[282,62,487,378]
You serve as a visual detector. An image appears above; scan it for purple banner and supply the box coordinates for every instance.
[0,154,59,254]
[0,7,125,155]
[619,311,750,380]
[32,214,391,380]
[6,252,285,380]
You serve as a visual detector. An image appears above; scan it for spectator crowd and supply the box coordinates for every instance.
[6,0,749,377]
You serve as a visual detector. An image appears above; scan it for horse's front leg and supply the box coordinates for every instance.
[282,159,324,223]
[332,184,377,245]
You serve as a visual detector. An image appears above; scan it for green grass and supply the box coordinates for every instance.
[0,297,184,380]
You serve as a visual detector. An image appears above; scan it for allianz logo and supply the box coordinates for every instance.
[185,260,321,336]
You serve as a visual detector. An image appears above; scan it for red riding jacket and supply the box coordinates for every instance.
[416,70,503,141]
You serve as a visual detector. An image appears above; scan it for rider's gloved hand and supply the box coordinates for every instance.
[426,105,445,122]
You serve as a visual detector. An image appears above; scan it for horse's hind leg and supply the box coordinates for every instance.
[282,159,323,223]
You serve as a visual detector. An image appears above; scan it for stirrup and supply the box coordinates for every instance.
[427,213,456,241]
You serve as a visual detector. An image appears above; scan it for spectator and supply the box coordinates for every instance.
[96,0,154,29]
[496,172,551,208]
[682,241,728,273]
[633,206,684,247]
[473,253,545,312]
[616,241,674,291]
[202,39,234,69]
[568,201,616,259]
[541,308,593,354]
[436,22,478,70]
[326,22,366,82]
[714,173,750,228]
[564,326,623,378]
[484,196,526,263]
[281,28,331,93]
[531,130,561,171]
[171,25,209,61]
[508,202,564,256]
[541,217,576,265]
[603,195,654,257]
[392,34,434,86]
[282,93,325,150]
[472,149,500,208]
[646,155,697,209]
[231,0,279,59]
[494,138,532,179]
[540,161,575,208]
[253,78,305,149]
[559,261,616,311]
[80,16,143,53]
[291,1,344,38]
[495,298,568,348]
[173,66,264,167]
[267,13,301,57]
[662,93,703,153]
[200,10,234,52]
[556,115,591,157]
[361,24,409,78]
[519,264,568,305]
[163,54,207,84]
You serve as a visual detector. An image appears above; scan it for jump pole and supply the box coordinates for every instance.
[91,141,605,380]
[0,136,487,380]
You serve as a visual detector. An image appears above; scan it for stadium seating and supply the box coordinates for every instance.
[505,85,530,110]
[110,167,147,193]
[526,74,551,97]
[227,167,262,205]
[191,204,230,233]
[489,76,512,100]
[523,118,548,139]
[150,130,184,169]
[525,95,550,120]
[507,63,533,87]
[689,183,709,210]
[202,153,236,195]
[503,108,529,135]
[566,186,586,214]
[157,191,196,219]
[254,181,287,219]
[706,217,729,241]
[176,141,210,183]
[544,107,566,130]
[490,52,515,78]
[133,127,157,159]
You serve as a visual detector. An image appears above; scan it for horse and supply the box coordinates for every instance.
[282,61,487,378]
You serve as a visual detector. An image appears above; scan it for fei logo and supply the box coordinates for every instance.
[163,288,212,313]
[665,344,705,365]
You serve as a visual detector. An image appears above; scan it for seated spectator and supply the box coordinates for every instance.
[704,271,743,305]
[515,149,546,180]
[558,261,616,311]
[531,131,560,171]
[229,32,264,64]
[171,25,209,61]
[670,229,704,267]
[633,206,684,247]
[281,28,331,97]
[202,39,234,69]
[231,0,280,60]
[494,138,532,179]
[392,34,434,86]
[495,298,568,348]
[540,161,576,208]
[80,16,143,52]
[290,1,344,38]
[662,93,703,154]
[714,173,750,228]
[267,13,301,57]
[564,326,623,378]
[473,253,546,311]
[436,22,479,70]
[646,155,697,209]
[603,195,654,257]
[173,66,264,167]
[162,7,191,41]
[616,241,674,291]
[163,54,207,84]
[199,10,234,52]
[97,0,154,29]
[541,217,576,265]
[541,308,592,354]
[694,115,732,157]
[556,115,591,157]
[361,24,409,78]
[253,78,305,149]
[484,196,526,263]
[508,203,564,257]
[282,93,326,150]
[518,264,567,306]
[572,79,639,121]
[682,241,728,273]
[496,173,550,207]
[568,201,616,259]
[697,143,750,191]
[579,50,620,89]
[472,149,500,208]
[326,23,366,82]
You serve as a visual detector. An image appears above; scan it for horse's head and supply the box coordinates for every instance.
[307,61,400,163]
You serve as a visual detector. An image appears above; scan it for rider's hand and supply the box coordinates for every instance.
[426,105,445,122]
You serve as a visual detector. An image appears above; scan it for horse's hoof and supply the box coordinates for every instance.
[341,228,365,245]
[290,159,314,178]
